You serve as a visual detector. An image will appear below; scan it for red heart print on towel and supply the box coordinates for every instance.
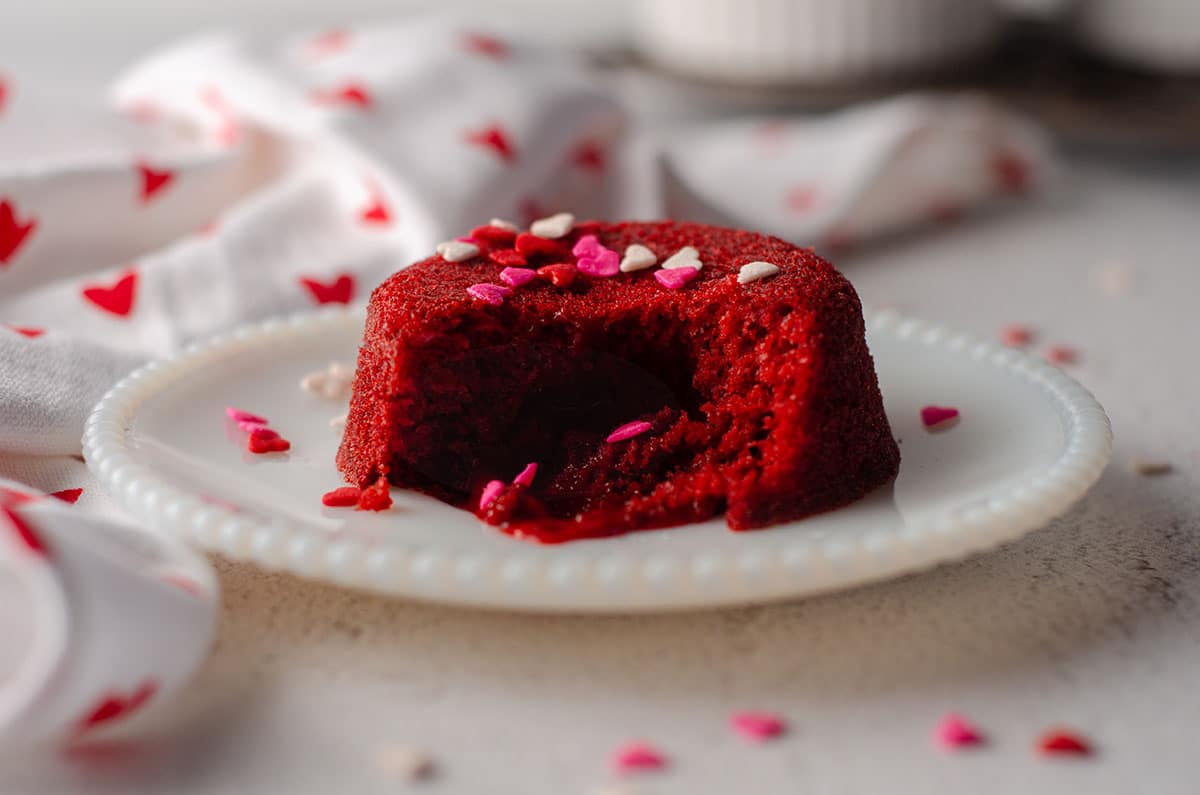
[571,140,605,173]
[137,161,175,203]
[462,32,509,59]
[464,124,517,163]
[1,504,48,557]
[308,29,350,57]
[82,268,138,317]
[0,198,38,266]
[312,83,372,109]
[300,273,354,305]
[76,680,158,733]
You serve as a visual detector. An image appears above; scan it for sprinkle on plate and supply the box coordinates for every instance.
[611,742,667,775]
[1037,728,1092,757]
[730,711,787,741]
[921,405,960,430]
[934,713,985,749]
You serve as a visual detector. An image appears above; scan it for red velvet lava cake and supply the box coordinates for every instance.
[337,217,899,543]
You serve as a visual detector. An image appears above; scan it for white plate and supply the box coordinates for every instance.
[83,307,1111,612]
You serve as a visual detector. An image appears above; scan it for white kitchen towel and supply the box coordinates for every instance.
[0,18,1051,748]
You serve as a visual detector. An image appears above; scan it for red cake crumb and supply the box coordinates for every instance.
[357,477,393,511]
[322,486,363,507]
[338,220,899,541]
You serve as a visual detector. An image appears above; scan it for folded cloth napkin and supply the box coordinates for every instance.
[0,18,1051,747]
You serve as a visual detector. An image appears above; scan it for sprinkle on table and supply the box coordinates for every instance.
[921,405,960,430]
[1037,728,1093,757]
[611,741,667,775]
[1044,345,1078,366]
[999,324,1034,348]
[934,713,985,749]
[619,244,657,273]
[737,261,780,284]
[436,240,481,262]
[529,212,574,240]
[1128,457,1173,476]
[730,711,787,741]
[606,420,652,443]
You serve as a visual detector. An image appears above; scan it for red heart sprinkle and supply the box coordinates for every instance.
[77,680,158,733]
[536,263,576,288]
[82,268,138,317]
[359,195,392,225]
[300,274,355,305]
[7,325,44,338]
[571,140,605,172]
[322,486,363,507]
[1037,729,1092,757]
[248,429,290,454]
[137,161,175,203]
[464,124,517,163]
[357,478,392,511]
[1000,324,1034,347]
[50,488,83,504]
[488,248,526,267]
[921,405,960,429]
[471,224,517,247]
[515,232,568,260]
[1045,345,1077,366]
[461,32,509,59]
[0,198,38,266]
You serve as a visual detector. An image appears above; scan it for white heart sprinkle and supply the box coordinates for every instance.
[330,414,347,432]
[300,371,327,393]
[436,240,481,262]
[661,246,702,271]
[619,244,657,273]
[529,212,575,239]
[328,361,353,380]
[738,261,780,284]
[489,218,519,233]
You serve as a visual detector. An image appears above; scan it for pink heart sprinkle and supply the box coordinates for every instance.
[466,283,512,306]
[226,407,267,425]
[573,235,620,278]
[921,405,960,429]
[237,419,268,432]
[606,420,652,443]
[479,479,505,510]
[499,267,536,288]
[935,713,984,749]
[612,742,667,775]
[730,711,787,741]
[654,267,699,290]
[513,462,538,488]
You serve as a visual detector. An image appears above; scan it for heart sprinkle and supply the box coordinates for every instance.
[573,234,619,277]
[499,267,536,288]
[619,244,657,273]
[513,462,538,487]
[1045,345,1078,366]
[1000,324,1034,348]
[612,742,667,775]
[516,232,569,259]
[248,428,291,454]
[489,249,527,267]
[436,240,481,262]
[301,361,354,400]
[606,420,652,443]
[529,212,574,239]
[470,223,517,247]
[934,713,985,749]
[490,217,519,233]
[1037,729,1092,757]
[479,479,505,510]
[537,263,577,288]
[737,261,780,284]
[1128,457,1173,476]
[357,477,393,511]
[330,414,347,432]
[466,283,512,306]
[226,407,267,425]
[661,246,702,271]
[921,405,960,430]
[730,711,787,741]
[654,267,698,290]
[322,487,363,507]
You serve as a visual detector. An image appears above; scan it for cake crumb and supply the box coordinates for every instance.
[1129,457,1172,476]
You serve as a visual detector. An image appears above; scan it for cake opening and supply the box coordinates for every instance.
[400,326,708,527]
